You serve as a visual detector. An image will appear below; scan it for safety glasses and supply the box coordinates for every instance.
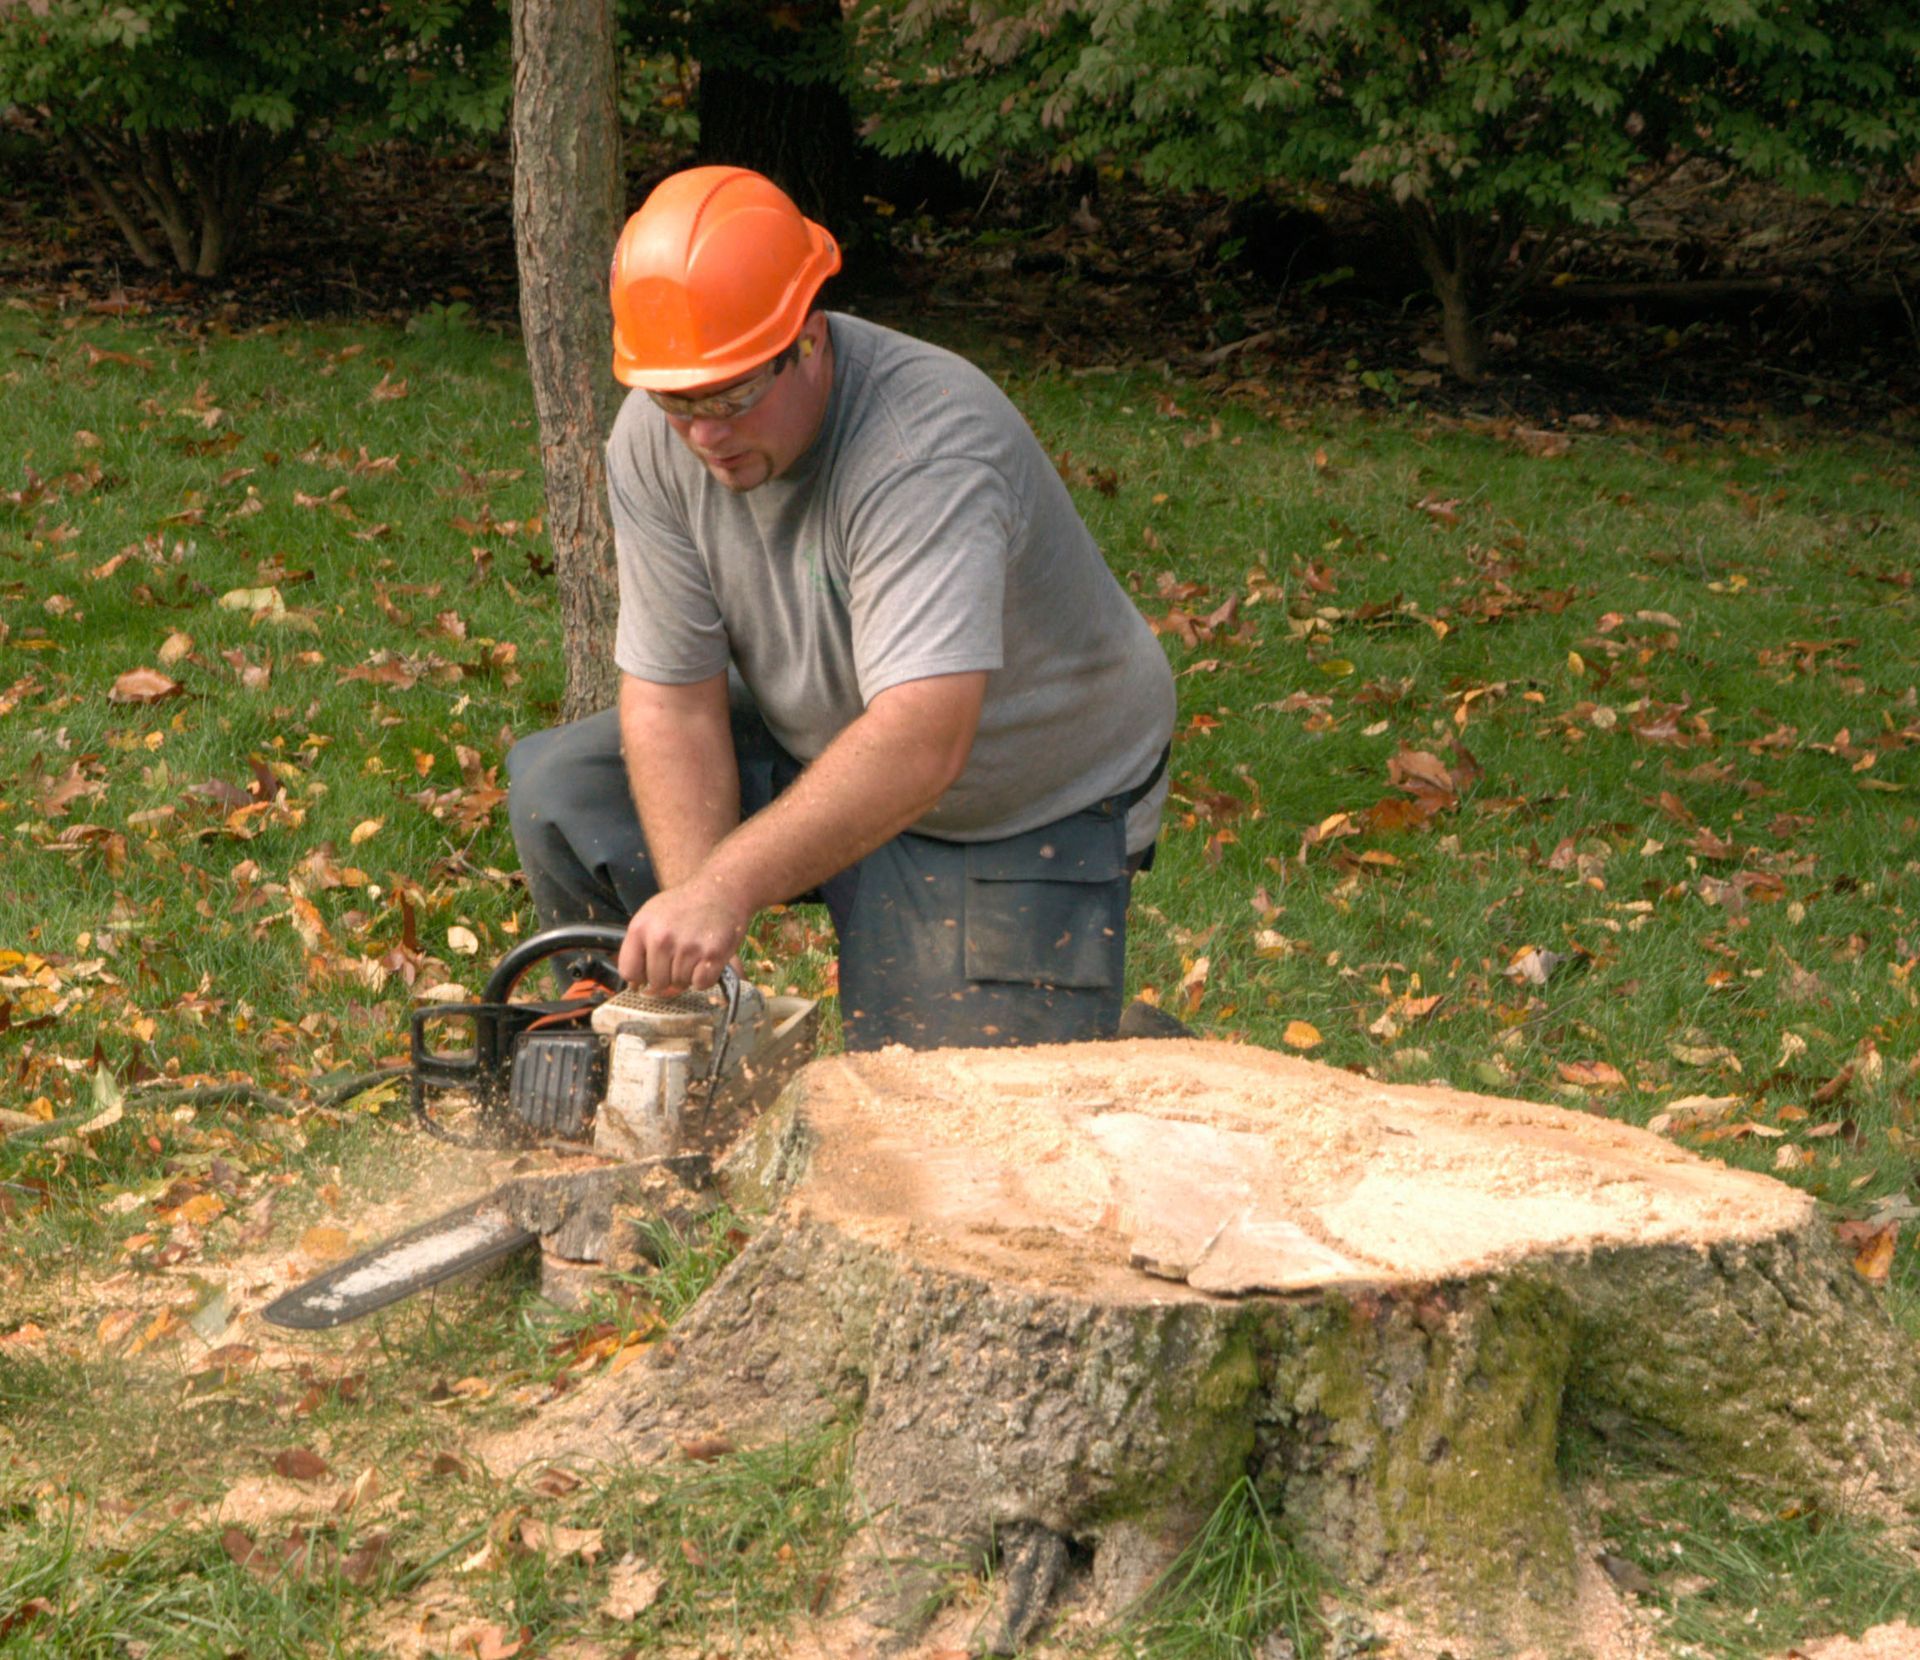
[647,342,798,422]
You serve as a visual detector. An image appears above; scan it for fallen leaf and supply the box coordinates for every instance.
[272,1448,332,1482]
[161,1192,225,1227]
[1387,747,1455,797]
[298,1226,354,1262]
[1282,1020,1322,1051]
[517,1518,603,1563]
[97,1309,140,1347]
[1178,955,1210,1017]
[1504,946,1568,987]
[1557,1060,1627,1091]
[1645,1095,1741,1136]
[455,1623,522,1660]
[1812,1061,1856,1106]
[601,1552,665,1620]
[222,1526,269,1577]
[349,818,383,846]
[217,587,287,621]
[0,1596,54,1640]
[337,1467,381,1514]
[1845,1223,1897,1284]
[108,667,185,705]
[447,925,480,957]
[341,1531,392,1587]
[676,1435,734,1463]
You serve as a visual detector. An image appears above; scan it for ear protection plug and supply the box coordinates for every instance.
[798,336,815,360]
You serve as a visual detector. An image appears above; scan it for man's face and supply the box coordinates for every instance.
[653,321,830,493]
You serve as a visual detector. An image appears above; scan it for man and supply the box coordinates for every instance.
[507,165,1176,1050]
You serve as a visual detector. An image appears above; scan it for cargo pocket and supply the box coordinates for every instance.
[963,810,1128,989]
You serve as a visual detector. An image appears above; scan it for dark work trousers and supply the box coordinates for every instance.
[505,705,1148,1051]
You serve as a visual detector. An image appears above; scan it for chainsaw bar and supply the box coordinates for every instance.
[261,1198,536,1330]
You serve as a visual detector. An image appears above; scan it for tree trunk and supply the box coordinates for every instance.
[510,0,625,723]
[692,0,861,234]
[1401,204,1491,382]
[503,1041,1920,1657]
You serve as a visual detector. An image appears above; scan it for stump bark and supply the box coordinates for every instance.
[505,1040,1920,1657]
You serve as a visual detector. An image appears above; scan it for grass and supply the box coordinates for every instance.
[1,292,1917,1655]
[1595,1475,1920,1658]
[1109,1477,1327,1660]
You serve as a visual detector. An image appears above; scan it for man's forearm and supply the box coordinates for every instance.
[698,673,983,912]
[617,671,984,992]
[619,672,739,889]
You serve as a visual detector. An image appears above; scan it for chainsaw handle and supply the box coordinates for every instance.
[481,923,628,1003]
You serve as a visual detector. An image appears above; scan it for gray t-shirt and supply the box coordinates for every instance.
[608,313,1175,850]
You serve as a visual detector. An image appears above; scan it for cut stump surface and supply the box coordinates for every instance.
[509,1040,1920,1658]
[781,1041,1812,1295]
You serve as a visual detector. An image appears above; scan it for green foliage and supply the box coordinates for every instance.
[856,0,1920,372]
[0,0,510,274]
[0,0,509,145]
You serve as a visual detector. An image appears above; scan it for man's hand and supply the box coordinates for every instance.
[617,668,986,994]
[618,879,751,994]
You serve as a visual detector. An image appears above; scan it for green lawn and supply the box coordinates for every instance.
[1,296,1917,1657]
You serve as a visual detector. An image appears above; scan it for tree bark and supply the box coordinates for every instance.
[60,131,163,270]
[1401,204,1491,382]
[505,1041,1920,1657]
[510,0,625,723]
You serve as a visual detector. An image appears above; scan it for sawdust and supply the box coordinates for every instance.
[800,1039,1813,1299]
[1354,1538,1665,1660]
[9,1133,527,1391]
[1783,1625,1920,1660]
[215,1474,345,1528]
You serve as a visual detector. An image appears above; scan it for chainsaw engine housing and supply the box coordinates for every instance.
[410,926,798,1157]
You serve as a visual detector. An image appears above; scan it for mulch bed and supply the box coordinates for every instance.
[3,123,1915,432]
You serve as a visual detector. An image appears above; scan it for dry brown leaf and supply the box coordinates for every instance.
[108,666,184,705]
[676,1434,734,1463]
[1849,1224,1896,1284]
[96,1308,140,1347]
[1282,1020,1322,1051]
[161,1192,225,1227]
[298,1225,354,1262]
[517,1518,603,1563]
[601,1552,665,1620]
[1179,955,1210,1017]
[272,1447,331,1482]
[222,1526,269,1577]
[456,1623,522,1660]
[1557,1060,1627,1092]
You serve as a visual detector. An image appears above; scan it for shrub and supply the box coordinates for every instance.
[855,0,1920,378]
[0,0,510,277]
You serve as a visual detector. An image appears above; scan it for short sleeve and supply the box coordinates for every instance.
[607,403,731,685]
[844,457,1014,701]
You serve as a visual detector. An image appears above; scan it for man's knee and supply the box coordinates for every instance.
[507,711,625,846]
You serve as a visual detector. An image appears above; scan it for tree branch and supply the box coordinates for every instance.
[57,127,163,269]
[141,129,197,270]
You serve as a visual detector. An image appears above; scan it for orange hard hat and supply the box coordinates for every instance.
[609,167,841,391]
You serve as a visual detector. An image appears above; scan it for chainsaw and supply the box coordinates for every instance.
[262,924,818,1330]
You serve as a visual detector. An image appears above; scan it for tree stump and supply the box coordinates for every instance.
[505,1040,1920,1656]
